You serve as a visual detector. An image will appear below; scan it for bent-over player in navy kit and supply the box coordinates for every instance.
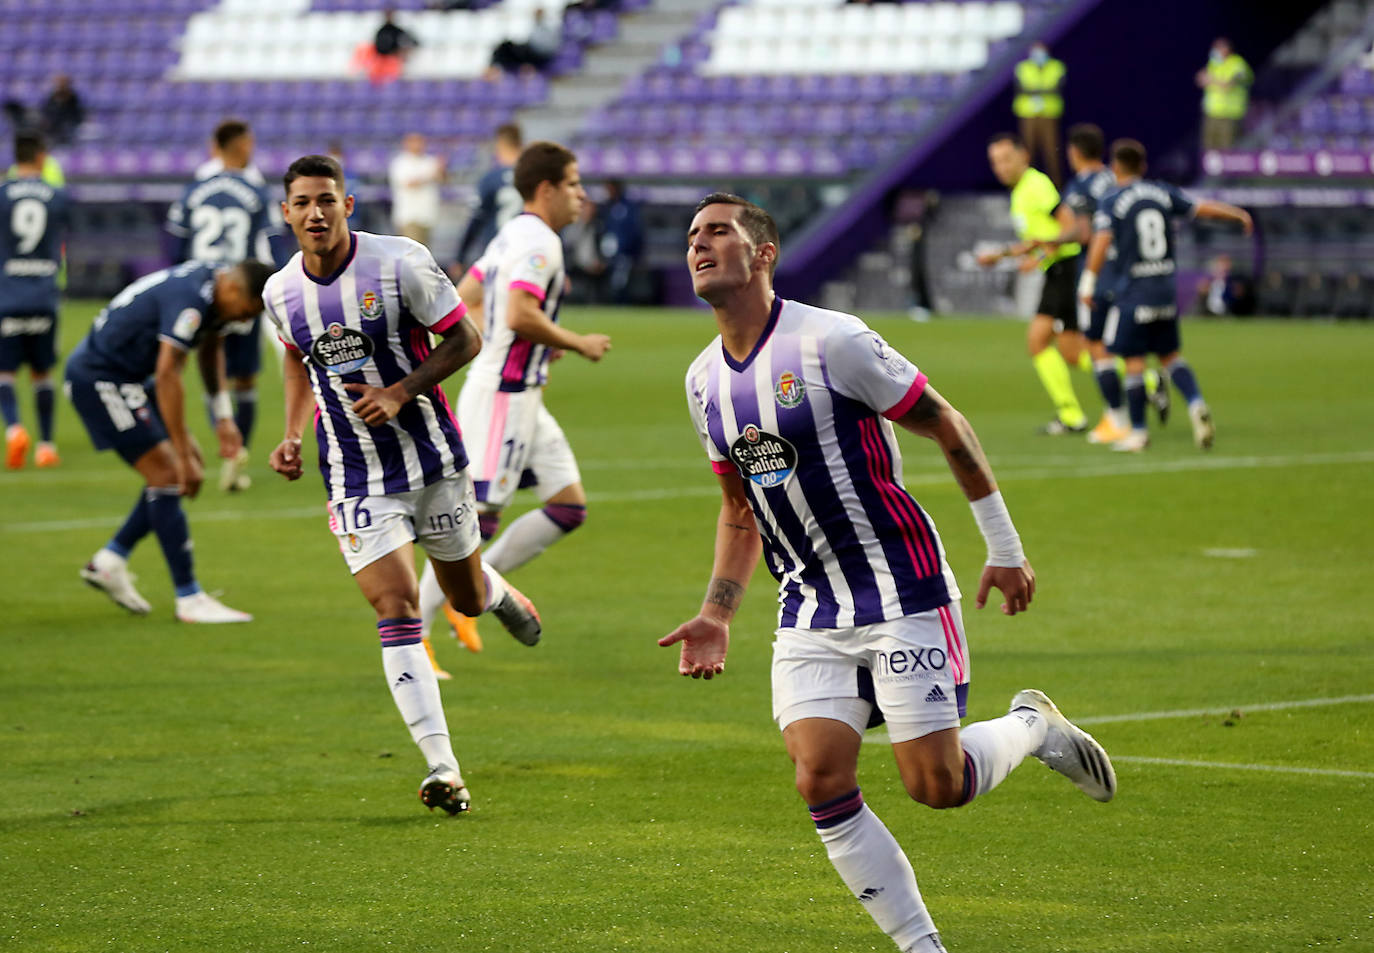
[1080,139,1251,452]
[662,194,1117,953]
[1,133,70,469]
[66,259,272,622]
[167,119,285,491]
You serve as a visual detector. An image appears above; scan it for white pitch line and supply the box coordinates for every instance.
[1113,756,1374,780]
[3,449,1373,535]
[1074,693,1374,725]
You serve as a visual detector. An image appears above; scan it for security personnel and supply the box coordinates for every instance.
[1013,42,1066,186]
[1196,37,1252,149]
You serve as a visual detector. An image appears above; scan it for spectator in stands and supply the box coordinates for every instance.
[596,179,643,304]
[1196,38,1252,150]
[456,123,524,273]
[40,75,84,146]
[488,8,562,78]
[563,197,604,304]
[1197,254,1234,315]
[388,133,445,249]
[1013,42,1065,186]
[1332,272,1369,319]
[357,9,419,85]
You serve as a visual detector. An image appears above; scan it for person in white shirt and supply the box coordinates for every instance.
[388,133,444,248]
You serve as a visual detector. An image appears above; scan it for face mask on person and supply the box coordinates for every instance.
[1210,47,1225,63]
[1031,47,1049,65]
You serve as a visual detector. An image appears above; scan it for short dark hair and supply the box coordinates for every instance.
[495,122,522,148]
[513,141,576,201]
[988,131,1027,151]
[13,132,45,164]
[1067,123,1104,160]
[283,154,345,195]
[1111,138,1147,175]
[214,119,251,151]
[693,192,781,276]
[235,259,275,302]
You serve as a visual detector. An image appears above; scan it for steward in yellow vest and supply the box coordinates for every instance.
[1196,37,1252,149]
[1013,43,1065,185]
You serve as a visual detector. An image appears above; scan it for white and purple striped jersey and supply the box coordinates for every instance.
[686,297,961,630]
[466,212,566,392]
[262,231,469,502]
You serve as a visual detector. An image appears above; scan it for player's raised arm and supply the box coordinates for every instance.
[659,470,761,679]
[1193,199,1253,235]
[894,386,1035,616]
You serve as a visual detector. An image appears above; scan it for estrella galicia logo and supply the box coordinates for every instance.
[774,370,805,408]
[311,322,374,375]
[729,423,797,489]
[358,290,384,320]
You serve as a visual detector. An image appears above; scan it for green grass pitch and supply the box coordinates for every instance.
[2,303,1371,952]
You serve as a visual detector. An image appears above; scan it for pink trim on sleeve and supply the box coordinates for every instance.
[509,279,547,302]
[882,372,928,420]
[430,301,469,334]
[469,266,485,282]
[710,459,734,475]
[279,336,299,351]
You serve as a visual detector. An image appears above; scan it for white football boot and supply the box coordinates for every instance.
[175,591,253,623]
[1111,430,1150,453]
[220,446,251,492]
[491,583,541,646]
[80,549,152,615]
[1189,402,1215,450]
[419,764,471,815]
[1009,689,1116,802]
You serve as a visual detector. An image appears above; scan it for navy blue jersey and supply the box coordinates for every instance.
[1063,166,1120,291]
[0,176,70,315]
[456,163,520,264]
[166,170,278,266]
[78,263,219,381]
[1094,178,1196,306]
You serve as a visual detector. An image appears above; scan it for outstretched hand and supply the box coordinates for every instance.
[975,561,1036,615]
[658,615,729,679]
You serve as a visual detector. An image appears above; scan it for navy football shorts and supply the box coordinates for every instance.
[0,311,58,373]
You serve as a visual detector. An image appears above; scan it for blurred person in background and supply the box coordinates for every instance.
[40,75,84,147]
[487,8,562,78]
[1,132,70,470]
[388,132,445,249]
[1197,38,1252,150]
[455,123,523,273]
[596,179,643,304]
[1013,42,1065,186]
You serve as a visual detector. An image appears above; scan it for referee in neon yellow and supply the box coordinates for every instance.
[1196,37,1252,150]
[978,132,1090,434]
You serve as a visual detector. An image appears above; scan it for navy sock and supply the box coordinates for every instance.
[809,787,865,829]
[110,490,153,557]
[145,487,198,596]
[34,381,55,442]
[0,381,17,427]
[1125,374,1147,430]
[1167,359,1203,407]
[1093,360,1123,411]
[234,389,257,448]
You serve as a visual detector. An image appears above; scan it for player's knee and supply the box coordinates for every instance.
[542,502,586,533]
[448,589,484,618]
[794,762,857,806]
[902,762,965,810]
[369,590,419,620]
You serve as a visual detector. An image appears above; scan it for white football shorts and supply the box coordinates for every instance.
[458,380,581,509]
[772,602,971,744]
[326,473,482,574]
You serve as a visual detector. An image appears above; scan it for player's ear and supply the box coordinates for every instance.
[344,193,356,219]
[755,241,777,273]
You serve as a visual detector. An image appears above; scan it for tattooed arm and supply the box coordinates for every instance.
[659,470,762,678]
[894,385,1037,616]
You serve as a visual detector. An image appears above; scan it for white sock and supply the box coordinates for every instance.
[480,561,508,612]
[379,626,456,769]
[904,933,949,953]
[483,505,581,573]
[813,792,936,952]
[417,560,446,637]
[959,709,1046,801]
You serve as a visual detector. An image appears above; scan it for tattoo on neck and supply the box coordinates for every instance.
[705,577,745,612]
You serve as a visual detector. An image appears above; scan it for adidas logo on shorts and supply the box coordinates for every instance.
[924,684,948,704]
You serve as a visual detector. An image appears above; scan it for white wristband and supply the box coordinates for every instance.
[211,391,233,422]
[1077,270,1097,299]
[969,491,1025,568]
